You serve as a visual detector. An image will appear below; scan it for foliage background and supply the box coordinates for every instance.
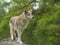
[0,0,60,45]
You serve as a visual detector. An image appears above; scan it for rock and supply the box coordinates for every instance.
[0,40,19,45]
[0,38,26,45]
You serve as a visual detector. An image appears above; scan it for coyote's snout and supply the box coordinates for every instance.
[9,9,33,44]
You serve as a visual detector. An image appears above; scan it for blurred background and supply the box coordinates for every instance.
[0,0,60,45]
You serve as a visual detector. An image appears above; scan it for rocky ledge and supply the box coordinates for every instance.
[0,39,27,45]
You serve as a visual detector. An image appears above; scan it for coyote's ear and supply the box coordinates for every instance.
[24,10,27,14]
[28,9,32,13]
[29,9,32,12]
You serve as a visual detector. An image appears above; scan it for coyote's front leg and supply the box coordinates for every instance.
[17,30,23,44]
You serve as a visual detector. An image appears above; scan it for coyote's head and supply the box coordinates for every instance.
[24,9,33,19]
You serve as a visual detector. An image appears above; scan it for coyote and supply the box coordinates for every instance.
[9,9,33,44]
